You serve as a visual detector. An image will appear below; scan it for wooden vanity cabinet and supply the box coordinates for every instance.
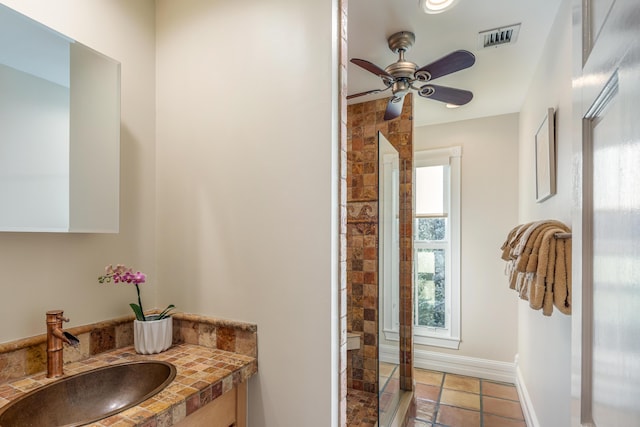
[173,382,247,427]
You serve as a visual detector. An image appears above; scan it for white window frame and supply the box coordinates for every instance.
[413,146,461,349]
[380,151,400,342]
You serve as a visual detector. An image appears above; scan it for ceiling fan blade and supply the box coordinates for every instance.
[346,86,391,100]
[415,50,475,81]
[418,84,473,105]
[350,58,394,79]
[384,96,405,120]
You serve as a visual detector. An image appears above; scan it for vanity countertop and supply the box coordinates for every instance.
[0,343,257,426]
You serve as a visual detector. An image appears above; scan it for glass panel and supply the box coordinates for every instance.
[416,217,447,241]
[378,362,400,426]
[416,248,446,328]
[378,131,400,427]
[416,165,444,216]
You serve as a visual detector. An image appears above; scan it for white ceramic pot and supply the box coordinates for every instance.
[133,315,173,354]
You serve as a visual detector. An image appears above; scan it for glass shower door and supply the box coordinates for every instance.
[378,132,401,426]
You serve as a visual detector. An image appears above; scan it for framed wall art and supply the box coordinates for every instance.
[535,107,556,202]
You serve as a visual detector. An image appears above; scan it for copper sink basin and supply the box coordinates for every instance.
[0,361,176,427]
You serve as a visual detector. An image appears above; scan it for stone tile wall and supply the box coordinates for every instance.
[346,95,413,394]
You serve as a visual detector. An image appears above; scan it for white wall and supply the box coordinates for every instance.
[517,0,572,425]
[155,1,339,426]
[0,0,156,341]
[413,114,520,364]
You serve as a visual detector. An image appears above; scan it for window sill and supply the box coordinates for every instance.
[383,329,399,342]
[385,328,461,350]
[414,330,460,350]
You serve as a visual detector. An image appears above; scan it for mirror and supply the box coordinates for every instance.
[0,4,120,232]
[378,131,401,426]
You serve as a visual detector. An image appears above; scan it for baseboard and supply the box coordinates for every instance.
[380,344,517,384]
[516,363,540,427]
[412,347,517,384]
[379,344,400,365]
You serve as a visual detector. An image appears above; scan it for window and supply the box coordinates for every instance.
[413,147,461,349]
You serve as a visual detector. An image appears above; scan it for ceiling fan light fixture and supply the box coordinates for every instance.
[419,0,458,14]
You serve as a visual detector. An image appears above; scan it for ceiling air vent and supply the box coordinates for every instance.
[478,23,521,49]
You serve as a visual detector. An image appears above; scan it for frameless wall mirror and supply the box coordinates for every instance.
[0,4,120,232]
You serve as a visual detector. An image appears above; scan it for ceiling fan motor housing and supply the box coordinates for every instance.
[384,61,417,79]
[385,31,418,80]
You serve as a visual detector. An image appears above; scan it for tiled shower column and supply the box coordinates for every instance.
[346,96,413,395]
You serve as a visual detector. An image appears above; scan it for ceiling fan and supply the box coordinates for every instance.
[349,31,476,120]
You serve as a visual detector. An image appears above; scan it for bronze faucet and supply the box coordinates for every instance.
[46,310,79,378]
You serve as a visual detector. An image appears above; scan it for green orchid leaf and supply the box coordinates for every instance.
[157,304,176,320]
[129,303,146,321]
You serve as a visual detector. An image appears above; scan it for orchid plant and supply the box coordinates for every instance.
[98,264,175,321]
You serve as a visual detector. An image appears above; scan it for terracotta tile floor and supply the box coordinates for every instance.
[407,368,526,427]
[347,368,525,427]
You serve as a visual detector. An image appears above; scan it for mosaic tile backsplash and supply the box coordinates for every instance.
[0,312,257,384]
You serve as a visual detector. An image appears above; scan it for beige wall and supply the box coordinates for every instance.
[155,1,339,426]
[517,0,572,426]
[0,0,157,342]
[412,113,520,363]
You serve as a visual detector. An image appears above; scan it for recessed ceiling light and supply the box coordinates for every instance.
[419,0,459,14]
